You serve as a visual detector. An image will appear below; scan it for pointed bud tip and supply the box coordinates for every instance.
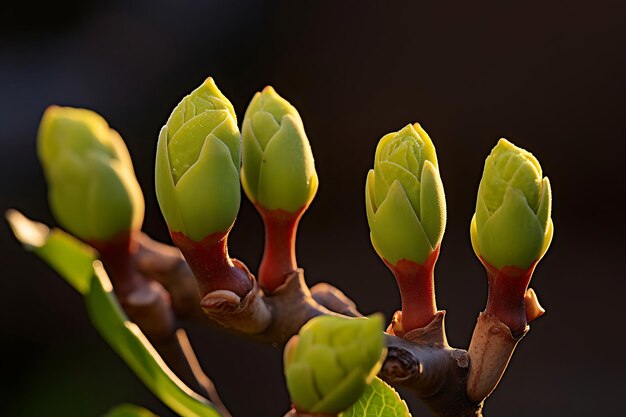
[262,85,277,94]
[5,209,50,248]
[398,123,416,134]
[42,104,60,116]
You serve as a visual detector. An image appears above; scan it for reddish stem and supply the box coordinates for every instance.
[170,229,252,298]
[256,205,305,293]
[481,258,537,338]
[88,231,148,299]
[385,247,440,333]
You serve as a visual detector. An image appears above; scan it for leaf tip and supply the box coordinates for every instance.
[5,209,50,248]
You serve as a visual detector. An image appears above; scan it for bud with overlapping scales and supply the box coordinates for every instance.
[470,138,553,271]
[241,86,318,293]
[284,314,386,415]
[38,106,144,243]
[155,77,252,300]
[467,138,554,403]
[365,123,446,333]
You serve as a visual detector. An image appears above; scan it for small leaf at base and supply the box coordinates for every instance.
[339,377,411,417]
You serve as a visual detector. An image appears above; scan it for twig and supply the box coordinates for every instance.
[382,313,483,417]
[134,233,205,320]
[130,237,550,417]
[201,269,342,344]
[93,233,233,417]
[175,329,233,417]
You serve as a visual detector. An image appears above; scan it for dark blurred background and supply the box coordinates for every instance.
[1,1,624,416]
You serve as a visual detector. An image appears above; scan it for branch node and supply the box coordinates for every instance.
[387,310,448,347]
[201,268,272,335]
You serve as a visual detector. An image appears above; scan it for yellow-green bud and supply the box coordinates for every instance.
[37,106,144,241]
[241,86,318,213]
[470,139,553,270]
[155,78,241,241]
[284,314,386,414]
[365,123,446,265]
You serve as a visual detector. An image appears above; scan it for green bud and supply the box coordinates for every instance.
[37,106,144,241]
[284,314,386,414]
[470,139,553,269]
[241,86,318,212]
[365,123,446,265]
[155,78,241,241]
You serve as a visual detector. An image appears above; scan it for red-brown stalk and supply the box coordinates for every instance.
[481,258,537,337]
[170,229,252,298]
[385,247,440,334]
[256,205,305,293]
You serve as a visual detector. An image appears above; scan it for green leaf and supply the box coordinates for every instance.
[6,209,96,294]
[6,210,222,417]
[339,377,411,417]
[87,265,219,417]
[103,404,159,417]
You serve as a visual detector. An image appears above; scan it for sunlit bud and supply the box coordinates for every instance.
[38,106,144,242]
[470,139,553,270]
[467,139,554,403]
[366,123,446,266]
[155,77,241,242]
[155,78,253,301]
[241,86,318,213]
[284,314,386,415]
